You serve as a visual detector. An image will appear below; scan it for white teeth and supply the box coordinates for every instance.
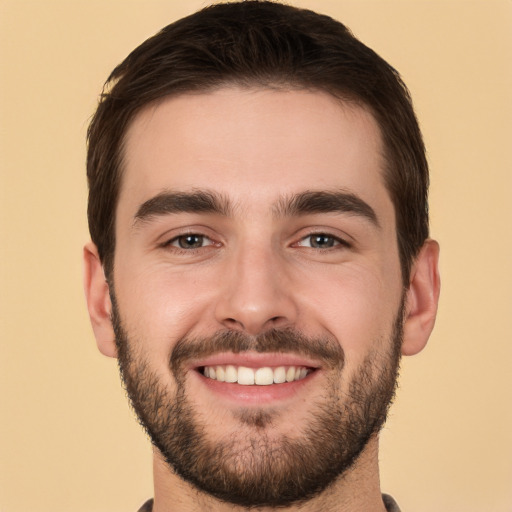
[215,366,225,382]
[286,366,296,382]
[273,366,286,384]
[203,365,310,385]
[238,366,255,385]
[225,365,237,383]
[254,367,274,385]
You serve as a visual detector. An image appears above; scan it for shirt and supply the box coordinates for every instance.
[137,493,401,511]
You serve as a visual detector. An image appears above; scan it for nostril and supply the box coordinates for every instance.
[219,310,295,336]
[268,316,288,327]
[224,318,245,330]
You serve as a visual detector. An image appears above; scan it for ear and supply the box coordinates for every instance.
[83,242,117,358]
[402,239,441,356]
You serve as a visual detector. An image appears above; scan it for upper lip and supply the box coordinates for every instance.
[189,351,322,370]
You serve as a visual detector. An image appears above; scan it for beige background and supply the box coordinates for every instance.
[1,1,511,511]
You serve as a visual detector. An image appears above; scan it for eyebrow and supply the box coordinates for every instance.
[133,188,379,228]
[133,190,232,225]
[274,190,379,227]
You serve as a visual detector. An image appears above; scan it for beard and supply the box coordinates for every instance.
[112,296,404,508]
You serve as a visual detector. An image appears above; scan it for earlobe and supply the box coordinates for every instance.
[83,242,117,358]
[402,239,441,356]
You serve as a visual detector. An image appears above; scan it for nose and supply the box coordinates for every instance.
[214,241,298,336]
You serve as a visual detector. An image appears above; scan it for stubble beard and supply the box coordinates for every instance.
[112,296,404,508]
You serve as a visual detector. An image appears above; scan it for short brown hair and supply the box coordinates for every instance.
[87,0,429,283]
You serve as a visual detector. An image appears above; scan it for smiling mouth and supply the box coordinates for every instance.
[200,365,313,386]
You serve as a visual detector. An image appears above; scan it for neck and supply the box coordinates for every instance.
[151,436,387,512]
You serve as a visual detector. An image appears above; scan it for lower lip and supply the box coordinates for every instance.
[193,370,318,405]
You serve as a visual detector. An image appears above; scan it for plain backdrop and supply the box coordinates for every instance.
[1,1,511,511]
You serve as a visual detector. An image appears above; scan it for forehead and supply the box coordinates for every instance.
[119,87,391,222]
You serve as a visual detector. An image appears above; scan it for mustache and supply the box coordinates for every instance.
[170,328,344,374]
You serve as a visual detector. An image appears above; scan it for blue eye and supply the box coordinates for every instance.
[170,234,210,249]
[297,234,346,249]
[309,234,336,248]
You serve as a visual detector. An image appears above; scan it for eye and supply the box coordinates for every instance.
[296,233,346,249]
[168,234,214,249]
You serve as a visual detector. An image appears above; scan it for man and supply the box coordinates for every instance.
[83,1,440,511]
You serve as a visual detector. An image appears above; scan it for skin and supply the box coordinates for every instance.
[84,87,440,511]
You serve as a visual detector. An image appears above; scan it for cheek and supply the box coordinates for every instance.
[293,262,402,361]
[113,261,221,353]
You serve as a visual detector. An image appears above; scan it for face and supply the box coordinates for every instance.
[112,87,405,506]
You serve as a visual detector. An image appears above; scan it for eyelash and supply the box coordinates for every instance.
[161,231,350,253]
[295,232,351,250]
[162,233,216,251]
